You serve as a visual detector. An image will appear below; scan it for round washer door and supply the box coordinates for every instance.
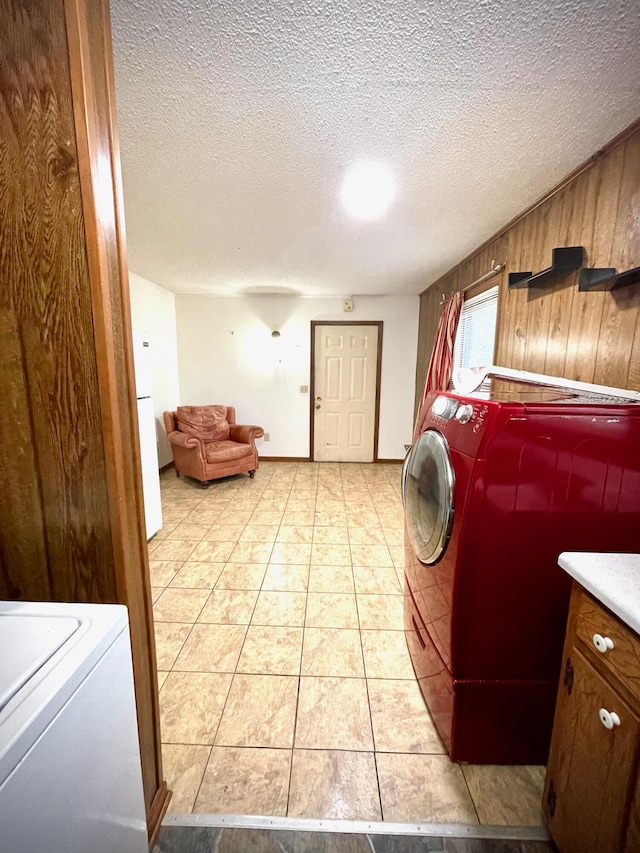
[402,429,455,565]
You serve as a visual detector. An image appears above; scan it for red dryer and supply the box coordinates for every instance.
[402,370,640,764]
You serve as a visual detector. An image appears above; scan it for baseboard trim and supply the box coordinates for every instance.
[147,781,171,849]
[159,461,175,474]
[260,456,311,462]
[376,458,404,464]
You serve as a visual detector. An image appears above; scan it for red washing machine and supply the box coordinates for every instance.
[402,368,640,764]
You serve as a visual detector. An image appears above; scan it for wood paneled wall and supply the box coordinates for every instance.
[415,121,640,405]
[0,0,167,839]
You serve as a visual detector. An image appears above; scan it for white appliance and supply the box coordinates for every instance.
[0,601,148,853]
[133,330,163,539]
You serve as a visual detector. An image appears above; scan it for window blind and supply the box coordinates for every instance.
[453,285,499,374]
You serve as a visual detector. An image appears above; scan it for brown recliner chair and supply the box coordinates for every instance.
[163,405,264,487]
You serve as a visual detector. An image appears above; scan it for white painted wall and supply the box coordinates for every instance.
[175,295,419,460]
[129,272,180,467]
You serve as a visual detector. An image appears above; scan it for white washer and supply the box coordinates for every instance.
[0,601,148,853]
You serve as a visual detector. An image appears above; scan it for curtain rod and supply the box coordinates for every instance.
[440,260,505,305]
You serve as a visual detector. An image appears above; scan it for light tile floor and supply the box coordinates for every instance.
[151,462,545,825]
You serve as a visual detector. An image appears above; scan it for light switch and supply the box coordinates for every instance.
[300,385,309,393]
[343,299,354,312]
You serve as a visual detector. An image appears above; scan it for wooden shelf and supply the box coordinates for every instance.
[578,265,640,292]
[508,246,584,289]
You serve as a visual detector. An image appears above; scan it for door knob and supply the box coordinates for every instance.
[315,403,321,410]
[599,708,621,730]
[315,396,322,402]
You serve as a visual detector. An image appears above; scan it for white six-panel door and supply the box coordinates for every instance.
[313,324,379,462]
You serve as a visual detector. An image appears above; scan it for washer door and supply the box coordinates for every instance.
[402,429,455,565]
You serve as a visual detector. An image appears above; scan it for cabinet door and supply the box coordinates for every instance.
[544,649,640,853]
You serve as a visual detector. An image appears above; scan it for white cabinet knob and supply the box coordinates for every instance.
[592,633,614,653]
[599,708,621,730]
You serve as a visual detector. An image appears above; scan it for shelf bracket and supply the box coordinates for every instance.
[579,265,640,292]
[508,246,584,289]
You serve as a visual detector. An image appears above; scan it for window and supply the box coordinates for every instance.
[453,285,499,374]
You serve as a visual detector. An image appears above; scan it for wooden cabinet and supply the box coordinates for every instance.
[544,584,640,852]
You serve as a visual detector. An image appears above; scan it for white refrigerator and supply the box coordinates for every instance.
[0,601,148,852]
[133,330,163,539]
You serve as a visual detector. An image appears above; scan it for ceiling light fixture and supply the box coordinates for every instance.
[340,161,396,222]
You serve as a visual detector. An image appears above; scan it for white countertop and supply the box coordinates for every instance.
[558,552,640,636]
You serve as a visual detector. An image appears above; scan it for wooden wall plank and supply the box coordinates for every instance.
[415,121,640,401]
[0,0,116,602]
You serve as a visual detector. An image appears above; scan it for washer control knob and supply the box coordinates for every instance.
[593,633,615,654]
[599,708,621,730]
[431,395,450,417]
[455,404,474,424]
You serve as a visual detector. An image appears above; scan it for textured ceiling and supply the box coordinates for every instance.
[111,0,640,297]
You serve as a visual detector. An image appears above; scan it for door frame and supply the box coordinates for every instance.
[309,321,384,462]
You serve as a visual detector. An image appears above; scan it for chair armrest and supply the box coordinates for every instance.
[229,424,264,444]
[167,430,201,450]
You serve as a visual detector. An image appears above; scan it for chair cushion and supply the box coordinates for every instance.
[176,405,230,441]
[204,440,252,464]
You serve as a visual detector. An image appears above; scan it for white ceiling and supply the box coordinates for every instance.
[111,0,640,297]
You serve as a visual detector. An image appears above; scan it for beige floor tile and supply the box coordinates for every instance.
[376,753,478,824]
[166,522,210,541]
[240,524,280,542]
[157,670,169,691]
[301,628,364,677]
[194,747,291,816]
[357,593,404,630]
[377,509,404,527]
[153,588,210,623]
[288,749,381,820]
[286,498,316,512]
[314,510,347,527]
[368,679,445,754]
[151,539,197,562]
[361,629,415,679]
[151,586,164,604]
[350,544,393,568]
[203,523,245,541]
[462,765,546,826]
[295,676,373,751]
[152,522,179,541]
[276,526,314,544]
[169,561,224,589]
[282,510,315,526]
[149,560,183,586]
[163,744,211,813]
[183,509,222,525]
[312,526,349,545]
[252,591,307,626]
[198,589,258,624]
[249,509,285,525]
[307,565,354,594]
[173,623,247,672]
[270,542,312,565]
[237,625,303,675]
[187,540,237,563]
[228,541,274,563]
[353,565,402,595]
[215,674,298,748]
[382,527,404,546]
[262,564,310,592]
[160,671,232,744]
[345,511,379,528]
[348,527,386,545]
[310,544,352,565]
[158,510,191,526]
[154,622,192,669]
[215,563,267,590]
[305,593,358,629]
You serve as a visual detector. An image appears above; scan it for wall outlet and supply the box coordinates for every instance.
[264,432,270,441]
[300,385,309,393]
[343,299,354,312]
